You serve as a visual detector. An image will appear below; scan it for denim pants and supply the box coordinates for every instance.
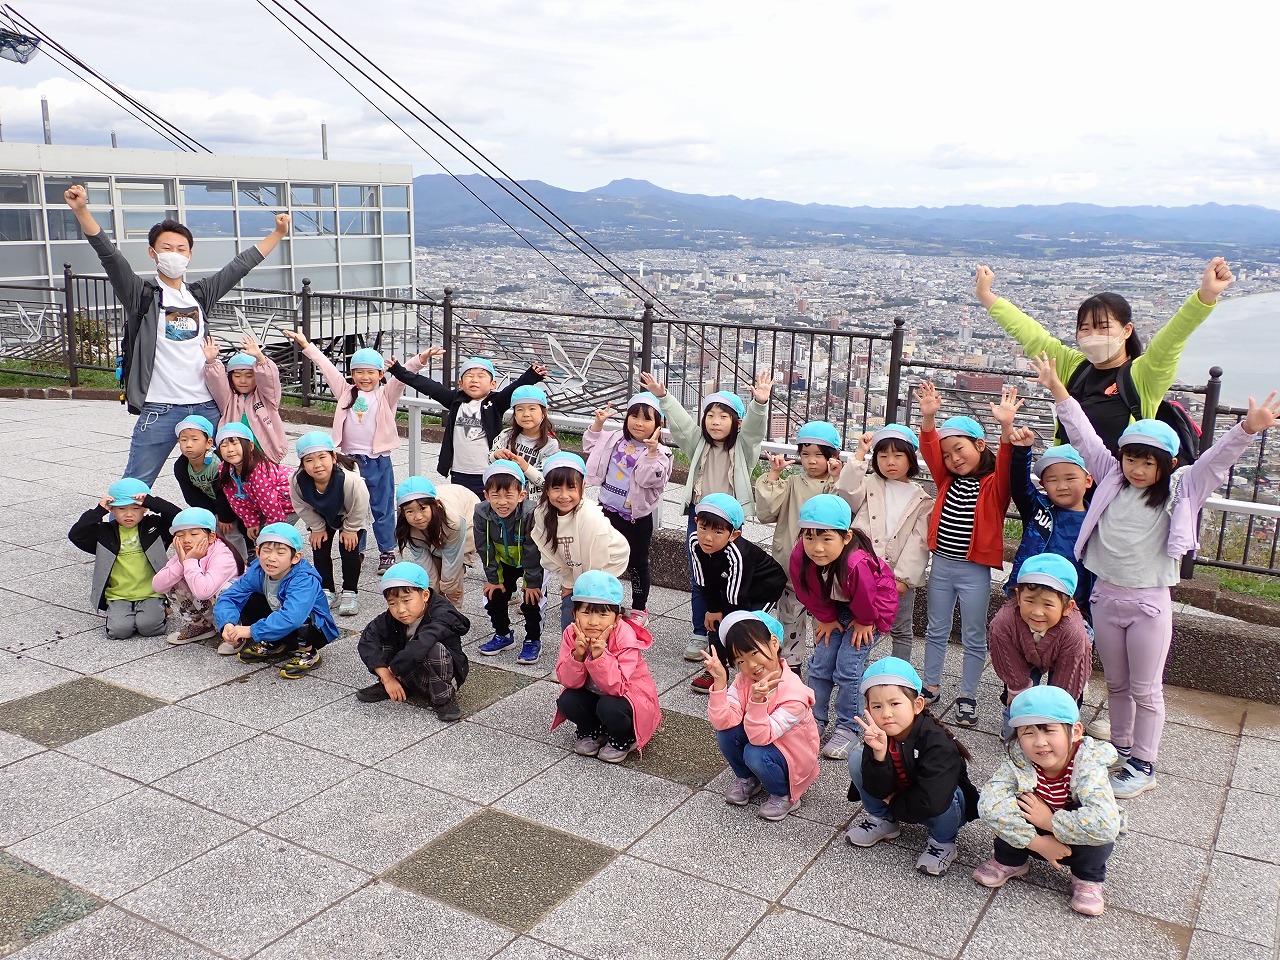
[848,744,965,842]
[124,400,222,487]
[686,513,708,637]
[807,613,873,737]
[923,554,992,698]
[560,592,575,632]
[352,454,395,552]
[715,724,791,797]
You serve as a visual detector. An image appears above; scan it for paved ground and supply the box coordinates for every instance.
[1,398,1278,960]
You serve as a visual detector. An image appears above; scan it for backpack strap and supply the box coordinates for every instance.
[1112,362,1144,421]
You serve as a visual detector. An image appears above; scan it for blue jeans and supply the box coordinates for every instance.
[848,745,965,842]
[807,614,873,736]
[686,514,708,637]
[560,592,576,633]
[715,724,791,797]
[353,454,395,552]
[124,400,221,487]
[923,554,992,699]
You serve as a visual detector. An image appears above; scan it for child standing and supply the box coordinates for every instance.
[203,333,286,463]
[916,382,1015,727]
[584,392,675,623]
[837,425,933,662]
[69,478,180,639]
[845,657,980,876]
[705,610,820,821]
[975,686,1124,917]
[356,562,469,721]
[475,461,545,665]
[551,571,661,764]
[790,494,898,760]
[755,421,842,669]
[171,414,222,514]
[490,384,560,497]
[289,431,373,617]
[151,507,242,646]
[1032,353,1279,797]
[214,423,293,545]
[394,476,480,609]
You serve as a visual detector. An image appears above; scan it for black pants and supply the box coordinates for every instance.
[241,593,326,650]
[450,472,484,497]
[557,687,636,749]
[604,509,654,612]
[484,562,542,640]
[312,526,363,593]
[994,833,1113,882]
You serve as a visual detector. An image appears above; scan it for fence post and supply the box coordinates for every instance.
[884,315,905,423]
[441,287,454,380]
[62,263,78,388]
[299,278,313,408]
[1181,365,1226,580]
[639,301,655,374]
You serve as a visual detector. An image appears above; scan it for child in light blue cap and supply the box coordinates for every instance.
[202,333,286,463]
[172,413,225,520]
[475,460,545,664]
[151,506,243,646]
[393,475,479,609]
[490,383,560,496]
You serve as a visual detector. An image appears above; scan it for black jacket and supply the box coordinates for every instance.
[173,457,237,523]
[690,533,787,615]
[849,712,980,824]
[68,495,181,610]
[357,590,471,685]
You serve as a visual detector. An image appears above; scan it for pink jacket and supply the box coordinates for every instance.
[219,461,294,529]
[204,356,287,463]
[551,615,662,749]
[151,538,240,600]
[583,427,674,521]
[789,542,881,627]
[304,346,426,458]
[708,662,820,803]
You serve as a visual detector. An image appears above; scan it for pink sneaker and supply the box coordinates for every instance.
[972,859,1030,889]
[1070,878,1106,916]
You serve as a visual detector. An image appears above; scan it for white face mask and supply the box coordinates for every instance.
[155,251,190,280]
[1077,334,1124,365]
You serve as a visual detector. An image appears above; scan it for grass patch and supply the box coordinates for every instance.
[0,361,117,389]
[1202,568,1280,603]
[1004,518,1023,541]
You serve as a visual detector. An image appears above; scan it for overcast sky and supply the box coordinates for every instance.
[5,0,1280,209]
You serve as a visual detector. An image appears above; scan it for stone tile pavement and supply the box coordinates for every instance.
[0,398,1278,959]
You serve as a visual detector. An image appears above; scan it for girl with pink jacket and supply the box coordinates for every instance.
[202,334,287,463]
[151,507,242,647]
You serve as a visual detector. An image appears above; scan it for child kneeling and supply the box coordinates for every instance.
[356,562,470,721]
[975,686,1123,916]
[151,508,242,646]
[552,571,660,764]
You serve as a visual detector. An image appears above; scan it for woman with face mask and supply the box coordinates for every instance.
[974,259,1233,455]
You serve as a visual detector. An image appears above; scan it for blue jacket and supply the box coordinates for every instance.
[214,558,339,645]
[1008,445,1092,619]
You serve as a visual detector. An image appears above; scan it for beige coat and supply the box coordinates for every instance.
[835,461,933,588]
[753,471,835,569]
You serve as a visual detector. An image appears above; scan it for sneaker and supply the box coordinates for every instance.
[1085,716,1112,741]
[844,814,901,847]
[323,589,337,607]
[954,697,978,728]
[921,686,940,705]
[377,551,396,572]
[516,639,541,664]
[916,839,957,876]
[973,858,1030,889]
[598,742,634,763]
[1070,878,1106,916]
[1110,745,1132,770]
[238,639,289,662]
[337,592,360,616]
[724,776,762,806]
[167,621,215,645]
[279,647,322,679]
[355,681,390,703]
[1110,760,1157,798]
[820,728,857,760]
[479,633,515,656]
[690,670,714,694]
[217,637,246,656]
[683,636,708,662]
[630,610,650,628]
[574,733,607,756]
[758,794,800,821]
[434,695,462,722]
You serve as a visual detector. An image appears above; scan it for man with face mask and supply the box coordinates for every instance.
[64,185,290,485]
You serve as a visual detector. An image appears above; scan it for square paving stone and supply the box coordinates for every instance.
[1232,736,1280,796]
[622,708,727,788]
[386,808,616,932]
[1195,852,1280,947]
[1,606,109,655]
[1186,930,1275,960]
[1154,722,1238,786]
[4,905,223,959]
[708,757,857,830]
[0,752,135,846]
[0,676,165,748]
[490,940,581,960]
[0,729,41,767]
[467,679,571,747]
[1242,701,1280,741]
[731,907,916,958]
[1160,685,1248,735]
[274,696,444,764]
[97,645,264,702]
[1216,788,1280,864]
[1089,831,1208,925]
[0,652,81,707]
[456,662,537,717]
[181,671,352,730]
[24,628,170,674]
[0,851,100,957]
[1119,771,1227,847]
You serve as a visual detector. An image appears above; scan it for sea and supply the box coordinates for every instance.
[1176,290,1280,409]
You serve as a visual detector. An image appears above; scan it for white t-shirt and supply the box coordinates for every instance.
[452,399,489,474]
[342,390,378,456]
[146,280,214,405]
[883,479,915,538]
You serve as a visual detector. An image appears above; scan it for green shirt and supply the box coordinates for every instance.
[104,527,160,602]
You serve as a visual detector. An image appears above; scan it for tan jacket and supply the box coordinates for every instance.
[835,461,933,588]
[753,471,835,569]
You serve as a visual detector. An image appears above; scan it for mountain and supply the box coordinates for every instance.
[412,175,1280,257]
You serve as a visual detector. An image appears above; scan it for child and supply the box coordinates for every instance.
[202,333,286,463]
[69,478,180,639]
[290,431,373,617]
[214,422,293,545]
[1031,353,1278,797]
[755,420,842,669]
[387,348,548,497]
[640,369,774,661]
[171,414,222,514]
[490,384,560,496]
[975,686,1124,917]
[551,571,660,764]
[283,329,425,571]
[705,610,820,821]
[845,657,980,876]
[583,391,675,623]
[790,494,898,761]
[687,493,787,693]
[213,522,338,673]
[474,461,545,665]
[837,425,934,662]
[356,562,469,721]
[151,507,242,646]
[531,452,630,633]
[394,476,480,609]
[916,382,1015,726]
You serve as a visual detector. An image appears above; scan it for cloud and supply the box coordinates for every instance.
[924,143,1025,170]
[566,124,718,166]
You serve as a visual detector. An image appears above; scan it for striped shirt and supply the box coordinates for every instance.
[887,738,910,789]
[1033,756,1076,810]
[935,475,980,561]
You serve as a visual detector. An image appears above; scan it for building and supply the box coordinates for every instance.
[955,372,1004,394]
[0,144,414,297]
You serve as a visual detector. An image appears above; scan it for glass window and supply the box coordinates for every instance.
[300,264,339,290]
[339,184,378,207]
[190,239,237,267]
[182,180,235,206]
[184,209,237,237]
[341,237,380,261]
[339,210,379,235]
[384,236,411,260]
[292,209,336,236]
[116,179,176,206]
[385,261,412,288]
[342,263,382,290]
[238,208,280,236]
[0,242,46,276]
[48,208,114,241]
[123,209,179,241]
[49,240,108,276]
[382,184,409,207]
[238,182,284,208]
[0,209,44,242]
[382,210,410,235]
[292,236,339,264]
[0,174,38,205]
[290,183,335,207]
[44,176,110,206]
[242,267,292,292]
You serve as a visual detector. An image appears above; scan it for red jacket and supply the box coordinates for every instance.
[919,428,1012,570]
[552,615,662,749]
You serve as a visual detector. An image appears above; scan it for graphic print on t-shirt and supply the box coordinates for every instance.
[456,407,484,442]
[353,395,370,422]
[164,306,201,342]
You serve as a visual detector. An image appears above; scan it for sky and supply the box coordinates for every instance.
[5,0,1280,209]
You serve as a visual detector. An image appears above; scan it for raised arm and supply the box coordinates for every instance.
[979,266,1085,385]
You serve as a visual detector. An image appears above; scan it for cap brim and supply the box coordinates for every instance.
[1009,711,1078,727]
[798,520,843,531]
[935,427,981,441]
[1017,571,1074,594]
[256,534,299,549]
[108,499,138,507]
[860,672,922,694]
[381,577,426,592]
[694,504,739,527]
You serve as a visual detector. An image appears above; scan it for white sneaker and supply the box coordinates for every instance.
[844,814,901,847]
[1110,760,1157,798]
[683,636,708,662]
[916,839,957,876]
[338,592,360,616]
[1085,716,1112,741]
[820,728,857,760]
[323,589,337,607]
[216,637,246,656]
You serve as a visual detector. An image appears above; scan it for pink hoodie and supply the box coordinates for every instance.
[304,346,426,458]
[708,662,820,803]
[204,356,287,463]
[151,538,240,600]
[551,615,662,749]
[582,427,674,521]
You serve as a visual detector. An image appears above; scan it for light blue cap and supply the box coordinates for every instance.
[796,421,841,450]
[215,422,255,446]
[256,522,303,552]
[171,507,217,533]
[510,384,548,408]
[226,353,257,371]
[296,431,336,458]
[460,357,496,378]
[1017,553,1079,597]
[543,452,587,476]
[700,390,746,420]
[1033,444,1088,479]
[174,414,215,439]
[1008,685,1080,727]
[381,561,430,592]
[1119,419,1180,457]
[626,391,662,412]
[395,476,438,507]
[106,477,151,507]
[872,423,920,450]
[860,656,923,695]
[571,570,624,606]
[720,609,785,643]
[694,492,744,530]
[349,348,385,371]
[483,460,526,487]
[936,416,985,441]
[797,493,853,531]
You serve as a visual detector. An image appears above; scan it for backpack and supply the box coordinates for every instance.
[850,550,901,634]
[119,281,211,414]
[1066,360,1201,464]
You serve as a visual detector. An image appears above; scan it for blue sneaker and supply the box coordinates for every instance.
[479,633,515,656]
[516,639,542,664]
